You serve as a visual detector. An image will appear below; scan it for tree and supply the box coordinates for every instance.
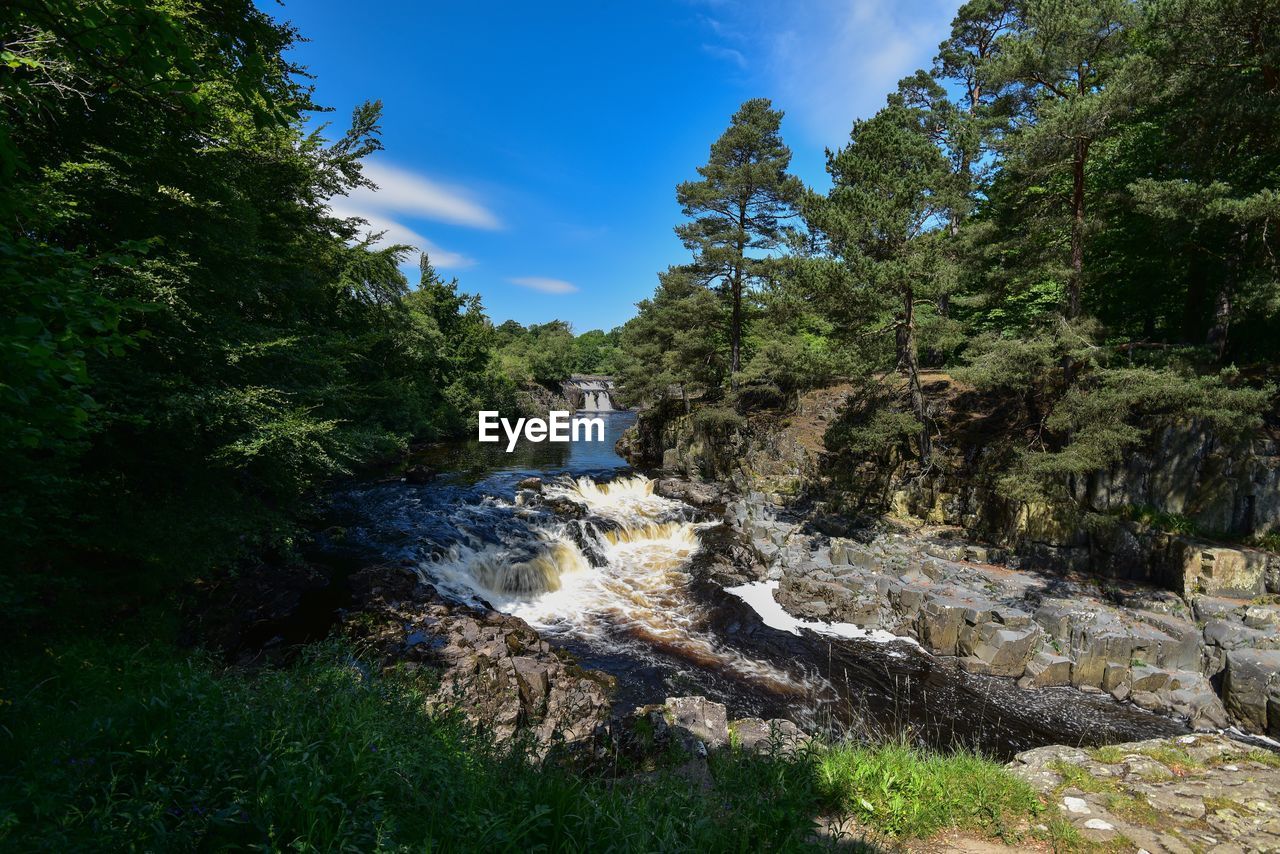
[1099,0,1280,360]
[676,99,803,376]
[989,0,1141,319]
[618,266,727,409]
[807,99,955,457]
[573,328,622,374]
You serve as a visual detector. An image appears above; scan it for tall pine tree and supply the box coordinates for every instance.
[676,99,803,376]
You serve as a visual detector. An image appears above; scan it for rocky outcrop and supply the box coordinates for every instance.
[621,381,1280,593]
[344,566,614,753]
[619,696,808,763]
[1223,649,1280,738]
[1009,733,1280,852]
[728,490,1280,735]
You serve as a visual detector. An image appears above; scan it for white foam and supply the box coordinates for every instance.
[723,580,920,646]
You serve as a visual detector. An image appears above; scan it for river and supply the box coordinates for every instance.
[330,410,1185,760]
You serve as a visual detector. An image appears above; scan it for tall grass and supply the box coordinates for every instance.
[0,636,1041,851]
[815,742,1042,840]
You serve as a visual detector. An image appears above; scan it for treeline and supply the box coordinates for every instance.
[0,1,612,585]
[619,0,1278,504]
[494,321,622,387]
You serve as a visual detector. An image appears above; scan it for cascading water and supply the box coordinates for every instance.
[565,376,617,412]
[420,474,811,698]
[331,410,1188,757]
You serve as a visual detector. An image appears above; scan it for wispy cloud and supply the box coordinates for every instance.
[328,197,474,269]
[349,161,502,230]
[508,276,579,295]
[697,0,959,145]
[326,159,498,269]
[702,43,747,68]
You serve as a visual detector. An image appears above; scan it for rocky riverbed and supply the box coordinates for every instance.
[704,483,1280,740]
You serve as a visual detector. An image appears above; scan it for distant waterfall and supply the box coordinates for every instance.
[564,376,620,412]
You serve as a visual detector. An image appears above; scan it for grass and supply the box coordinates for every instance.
[1048,760,1118,795]
[1132,745,1201,773]
[814,742,1042,840]
[0,631,1047,852]
[1104,793,1160,826]
[1086,746,1130,765]
[1243,749,1280,770]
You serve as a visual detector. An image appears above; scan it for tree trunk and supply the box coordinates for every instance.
[1067,136,1089,319]
[898,285,929,459]
[730,200,747,376]
[1207,228,1247,361]
[1206,282,1231,361]
[1182,251,1208,344]
[730,271,742,375]
[1203,229,1244,358]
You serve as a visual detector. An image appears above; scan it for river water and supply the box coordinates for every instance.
[332,411,1185,759]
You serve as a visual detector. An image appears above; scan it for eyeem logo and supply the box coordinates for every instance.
[478,411,605,452]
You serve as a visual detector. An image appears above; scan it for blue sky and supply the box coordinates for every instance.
[272,0,961,331]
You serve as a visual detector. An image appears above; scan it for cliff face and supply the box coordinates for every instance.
[620,379,1280,600]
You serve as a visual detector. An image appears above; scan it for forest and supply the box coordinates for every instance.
[617,0,1278,516]
[0,0,619,588]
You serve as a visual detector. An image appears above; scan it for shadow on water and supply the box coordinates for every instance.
[330,408,1188,760]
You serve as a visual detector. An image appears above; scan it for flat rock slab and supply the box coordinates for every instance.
[1009,733,1280,853]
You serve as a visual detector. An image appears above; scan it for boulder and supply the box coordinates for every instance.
[1168,539,1268,599]
[516,476,543,493]
[404,464,435,484]
[1020,651,1073,688]
[728,717,810,754]
[665,696,729,749]
[1223,649,1280,737]
[653,478,725,508]
[961,622,1043,677]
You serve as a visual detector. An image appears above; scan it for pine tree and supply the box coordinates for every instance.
[807,99,955,457]
[988,0,1141,319]
[675,99,803,376]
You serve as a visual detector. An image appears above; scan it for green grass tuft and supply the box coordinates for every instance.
[814,741,1042,840]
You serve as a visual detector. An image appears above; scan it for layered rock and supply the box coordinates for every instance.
[344,566,615,753]
[725,490,1280,735]
[620,380,1280,593]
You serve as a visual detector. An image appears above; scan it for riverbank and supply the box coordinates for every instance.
[0,610,1045,851]
[6,403,1276,851]
[626,382,1280,743]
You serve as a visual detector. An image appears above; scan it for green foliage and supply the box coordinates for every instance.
[618,265,728,407]
[1005,362,1271,502]
[815,742,1042,839]
[0,2,594,579]
[0,631,1050,851]
[824,381,923,461]
[492,320,579,387]
[572,328,623,375]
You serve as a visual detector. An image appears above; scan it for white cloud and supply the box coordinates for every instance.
[346,160,502,230]
[328,198,474,269]
[702,43,747,68]
[699,0,960,146]
[508,276,579,295]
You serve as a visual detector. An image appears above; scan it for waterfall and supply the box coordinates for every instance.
[565,376,619,412]
[416,473,807,695]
